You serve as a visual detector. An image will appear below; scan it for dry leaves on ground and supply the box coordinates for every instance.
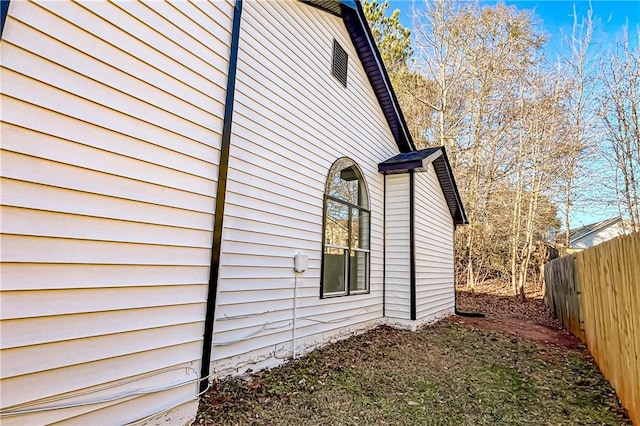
[196,285,629,425]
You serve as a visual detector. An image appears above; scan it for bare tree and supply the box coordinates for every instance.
[557,5,599,247]
[599,26,640,231]
[510,69,568,299]
[412,1,551,290]
[410,0,470,156]
[368,0,578,297]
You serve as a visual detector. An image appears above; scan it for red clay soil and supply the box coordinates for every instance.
[454,280,583,349]
[447,316,583,349]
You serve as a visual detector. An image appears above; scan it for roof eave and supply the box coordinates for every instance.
[437,149,468,226]
[340,1,416,153]
[301,1,415,153]
[379,147,468,226]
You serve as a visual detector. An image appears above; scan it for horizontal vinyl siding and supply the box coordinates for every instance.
[1,286,208,319]
[384,174,411,320]
[210,0,399,373]
[413,167,455,320]
[0,1,233,424]
[1,356,200,425]
[1,304,206,349]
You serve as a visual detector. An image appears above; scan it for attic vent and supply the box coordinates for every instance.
[332,39,348,87]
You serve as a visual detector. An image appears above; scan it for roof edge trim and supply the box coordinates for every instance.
[1,0,10,38]
[339,0,358,9]
[569,216,624,244]
[341,1,416,153]
[378,147,468,226]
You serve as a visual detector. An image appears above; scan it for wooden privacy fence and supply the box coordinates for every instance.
[544,232,640,425]
[543,254,584,340]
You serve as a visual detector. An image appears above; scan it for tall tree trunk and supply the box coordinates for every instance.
[511,88,526,295]
[518,172,541,302]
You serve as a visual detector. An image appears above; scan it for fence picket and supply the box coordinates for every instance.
[544,232,639,425]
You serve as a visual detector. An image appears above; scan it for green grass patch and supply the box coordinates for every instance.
[196,322,629,425]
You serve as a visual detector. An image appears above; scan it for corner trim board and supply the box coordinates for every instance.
[1,0,10,37]
[382,174,386,317]
[409,170,416,321]
[199,0,243,394]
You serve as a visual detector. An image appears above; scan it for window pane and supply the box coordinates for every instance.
[328,171,358,205]
[349,250,368,292]
[323,247,346,294]
[360,210,370,249]
[351,209,370,249]
[325,200,349,247]
[322,158,371,298]
[351,208,359,248]
[326,159,368,208]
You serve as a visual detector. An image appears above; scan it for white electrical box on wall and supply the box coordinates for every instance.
[294,253,308,272]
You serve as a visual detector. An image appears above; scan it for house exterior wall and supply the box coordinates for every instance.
[382,167,455,330]
[413,166,455,321]
[571,223,630,249]
[209,0,401,375]
[0,1,233,423]
[1,1,461,424]
[384,174,412,322]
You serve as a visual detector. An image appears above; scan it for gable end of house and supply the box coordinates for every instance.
[379,147,468,226]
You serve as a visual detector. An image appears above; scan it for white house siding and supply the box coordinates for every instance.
[210,0,401,375]
[413,167,455,322]
[0,1,233,424]
[384,173,412,322]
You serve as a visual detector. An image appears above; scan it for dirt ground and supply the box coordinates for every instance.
[449,316,582,349]
[455,280,557,325]
[454,280,583,349]
[195,282,630,425]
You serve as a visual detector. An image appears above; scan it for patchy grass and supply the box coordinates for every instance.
[196,321,629,425]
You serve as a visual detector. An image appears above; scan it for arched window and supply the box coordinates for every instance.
[322,158,370,297]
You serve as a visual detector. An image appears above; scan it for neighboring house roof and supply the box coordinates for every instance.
[378,147,468,225]
[307,0,416,153]
[569,217,624,245]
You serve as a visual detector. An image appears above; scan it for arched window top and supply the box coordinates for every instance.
[322,158,370,297]
[325,158,369,208]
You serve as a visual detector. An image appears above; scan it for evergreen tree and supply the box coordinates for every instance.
[363,0,412,74]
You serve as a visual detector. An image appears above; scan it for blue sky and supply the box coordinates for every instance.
[386,0,639,227]
[388,0,639,51]
[496,1,639,54]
